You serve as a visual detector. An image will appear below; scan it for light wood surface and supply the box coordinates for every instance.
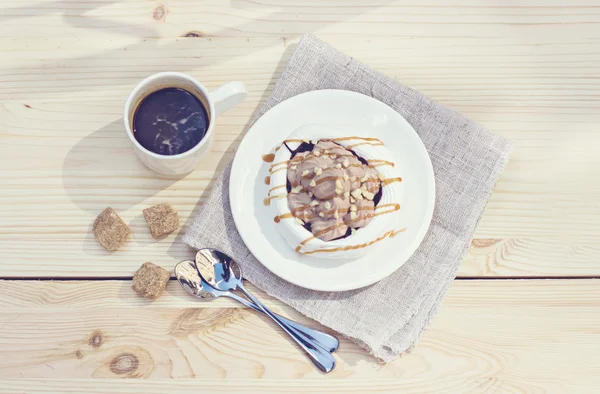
[1,280,600,392]
[1,1,600,392]
[1,35,600,277]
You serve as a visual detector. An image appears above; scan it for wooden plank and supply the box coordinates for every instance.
[0,378,567,394]
[0,36,599,277]
[2,0,600,40]
[461,238,600,277]
[0,279,599,392]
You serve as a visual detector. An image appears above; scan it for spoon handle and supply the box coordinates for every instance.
[226,292,339,353]
[237,283,336,373]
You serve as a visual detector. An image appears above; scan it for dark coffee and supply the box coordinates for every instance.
[133,88,209,155]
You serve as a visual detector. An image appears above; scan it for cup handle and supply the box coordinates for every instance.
[210,81,247,116]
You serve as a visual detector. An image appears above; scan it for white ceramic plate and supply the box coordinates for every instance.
[229,90,435,291]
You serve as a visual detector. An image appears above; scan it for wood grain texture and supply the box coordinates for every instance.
[0,279,599,393]
[1,1,600,391]
[0,34,599,276]
[3,0,600,39]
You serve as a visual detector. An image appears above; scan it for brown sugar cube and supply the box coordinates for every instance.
[92,207,131,251]
[132,262,170,299]
[143,203,179,238]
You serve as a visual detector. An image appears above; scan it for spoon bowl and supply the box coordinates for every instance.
[195,249,243,293]
[175,259,219,301]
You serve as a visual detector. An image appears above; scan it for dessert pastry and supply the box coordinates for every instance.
[265,124,404,259]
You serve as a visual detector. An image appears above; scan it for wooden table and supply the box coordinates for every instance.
[1,1,600,392]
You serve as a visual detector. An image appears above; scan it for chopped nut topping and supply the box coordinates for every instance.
[351,189,363,200]
[363,190,375,200]
[282,138,389,242]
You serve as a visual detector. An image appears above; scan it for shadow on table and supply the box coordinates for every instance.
[61,118,184,215]
[0,1,396,101]
[166,43,297,262]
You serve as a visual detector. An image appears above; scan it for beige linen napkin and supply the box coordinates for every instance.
[183,34,512,362]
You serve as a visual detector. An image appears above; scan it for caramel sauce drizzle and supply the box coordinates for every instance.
[347,163,362,168]
[382,177,402,185]
[269,161,289,171]
[268,185,286,195]
[294,203,400,253]
[263,194,287,206]
[331,136,382,143]
[376,203,401,211]
[262,153,275,163]
[314,175,342,186]
[301,228,406,255]
[274,205,379,223]
[274,213,295,223]
[368,160,395,168]
[270,167,287,175]
[293,204,310,213]
[345,161,395,171]
[269,156,305,174]
[347,141,384,150]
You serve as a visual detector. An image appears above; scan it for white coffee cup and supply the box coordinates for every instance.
[124,72,247,175]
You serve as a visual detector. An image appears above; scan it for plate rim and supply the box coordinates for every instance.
[229,89,436,291]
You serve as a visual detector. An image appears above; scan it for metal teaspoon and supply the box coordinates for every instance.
[175,259,339,353]
[194,248,336,373]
